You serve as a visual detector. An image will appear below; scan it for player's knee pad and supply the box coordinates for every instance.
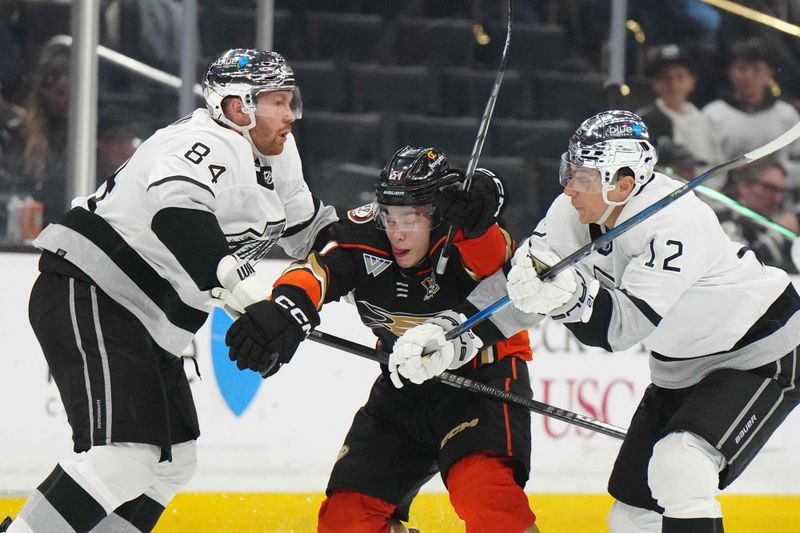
[145,440,197,507]
[62,443,161,513]
[317,490,396,533]
[447,453,536,533]
[607,500,662,533]
[647,432,724,519]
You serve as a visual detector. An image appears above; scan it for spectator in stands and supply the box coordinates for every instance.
[718,157,799,273]
[703,38,800,188]
[637,44,724,184]
[715,0,800,105]
[656,137,705,181]
[95,111,144,185]
[4,41,71,226]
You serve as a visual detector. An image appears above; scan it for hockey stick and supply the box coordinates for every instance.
[445,122,800,340]
[435,0,513,275]
[307,329,627,440]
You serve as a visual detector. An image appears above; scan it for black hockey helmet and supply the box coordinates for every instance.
[375,146,456,206]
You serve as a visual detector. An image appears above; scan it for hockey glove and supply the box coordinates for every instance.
[225,285,320,376]
[209,254,273,319]
[388,310,483,388]
[434,169,506,238]
[507,244,599,323]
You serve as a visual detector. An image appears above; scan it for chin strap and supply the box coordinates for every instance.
[595,203,617,226]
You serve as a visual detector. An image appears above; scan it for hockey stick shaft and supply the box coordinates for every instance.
[435,0,513,275]
[664,171,797,239]
[307,329,627,440]
[447,122,800,339]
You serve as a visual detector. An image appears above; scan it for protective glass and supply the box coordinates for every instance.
[253,87,303,120]
[559,152,603,193]
[375,204,438,232]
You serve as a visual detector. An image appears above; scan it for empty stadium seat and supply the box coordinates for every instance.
[531,71,607,122]
[491,118,573,159]
[294,111,386,177]
[394,17,477,66]
[313,161,381,211]
[291,60,348,112]
[348,64,438,114]
[396,115,481,157]
[306,12,385,63]
[199,8,296,57]
[440,68,530,119]
[489,23,566,72]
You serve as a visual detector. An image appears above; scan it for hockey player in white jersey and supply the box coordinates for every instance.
[393,111,800,533]
[4,49,337,533]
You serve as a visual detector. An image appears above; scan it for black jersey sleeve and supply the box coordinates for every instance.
[151,207,230,291]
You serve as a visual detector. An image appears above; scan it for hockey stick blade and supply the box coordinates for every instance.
[436,0,513,275]
[447,121,800,339]
[307,329,627,440]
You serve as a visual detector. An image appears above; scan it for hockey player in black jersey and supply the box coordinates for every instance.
[5,49,337,533]
[223,146,540,533]
[408,111,800,533]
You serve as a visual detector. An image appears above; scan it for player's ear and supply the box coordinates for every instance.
[221,96,249,126]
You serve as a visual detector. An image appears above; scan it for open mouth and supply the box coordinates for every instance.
[393,247,409,259]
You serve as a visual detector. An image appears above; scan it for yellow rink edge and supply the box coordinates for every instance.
[1,493,797,532]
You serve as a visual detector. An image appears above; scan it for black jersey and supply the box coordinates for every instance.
[274,203,531,363]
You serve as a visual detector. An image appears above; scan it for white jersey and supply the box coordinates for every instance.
[485,172,800,388]
[34,108,337,354]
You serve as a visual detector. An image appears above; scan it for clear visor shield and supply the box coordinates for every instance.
[375,204,438,232]
[559,152,603,193]
[252,87,303,120]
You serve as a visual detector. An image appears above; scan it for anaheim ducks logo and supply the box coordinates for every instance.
[347,203,376,224]
[357,300,437,336]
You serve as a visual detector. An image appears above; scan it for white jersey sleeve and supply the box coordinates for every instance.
[264,133,338,259]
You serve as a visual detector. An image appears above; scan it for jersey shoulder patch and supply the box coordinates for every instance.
[330,207,390,255]
[347,203,376,224]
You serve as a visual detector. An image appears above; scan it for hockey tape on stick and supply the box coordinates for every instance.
[307,329,627,440]
[436,0,513,275]
[448,121,800,338]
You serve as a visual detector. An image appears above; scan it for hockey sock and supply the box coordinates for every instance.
[663,517,724,532]
[13,465,107,532]
[447,453,536,533]
[89,495,165,533]
[318,490,397,533]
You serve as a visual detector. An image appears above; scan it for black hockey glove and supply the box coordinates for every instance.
[225,285,320,376]
[434,169,506,238]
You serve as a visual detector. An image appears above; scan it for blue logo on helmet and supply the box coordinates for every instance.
[632,123,643,136]
[210,308,262,416]
[237,56,249,68]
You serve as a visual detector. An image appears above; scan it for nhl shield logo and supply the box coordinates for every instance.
[256,165,274,190]
[364,254,392,277]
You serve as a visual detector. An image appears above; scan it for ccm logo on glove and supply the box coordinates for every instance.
[274,294,312,335]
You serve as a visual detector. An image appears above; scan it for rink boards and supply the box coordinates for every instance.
[1,251,798,532]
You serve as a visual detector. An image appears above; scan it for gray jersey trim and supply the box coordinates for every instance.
[90,286,113,445]
[650,312,800,388]
[37,226,196,354]
[69,279,95,446]
[467,269,544,337]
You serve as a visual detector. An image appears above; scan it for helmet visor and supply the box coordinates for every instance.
[375,204,438,232]
[559,152,603,193]
[252,87,303,120]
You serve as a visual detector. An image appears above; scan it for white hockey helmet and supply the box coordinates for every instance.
[203,48,302,133]
[560,110,657,205]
